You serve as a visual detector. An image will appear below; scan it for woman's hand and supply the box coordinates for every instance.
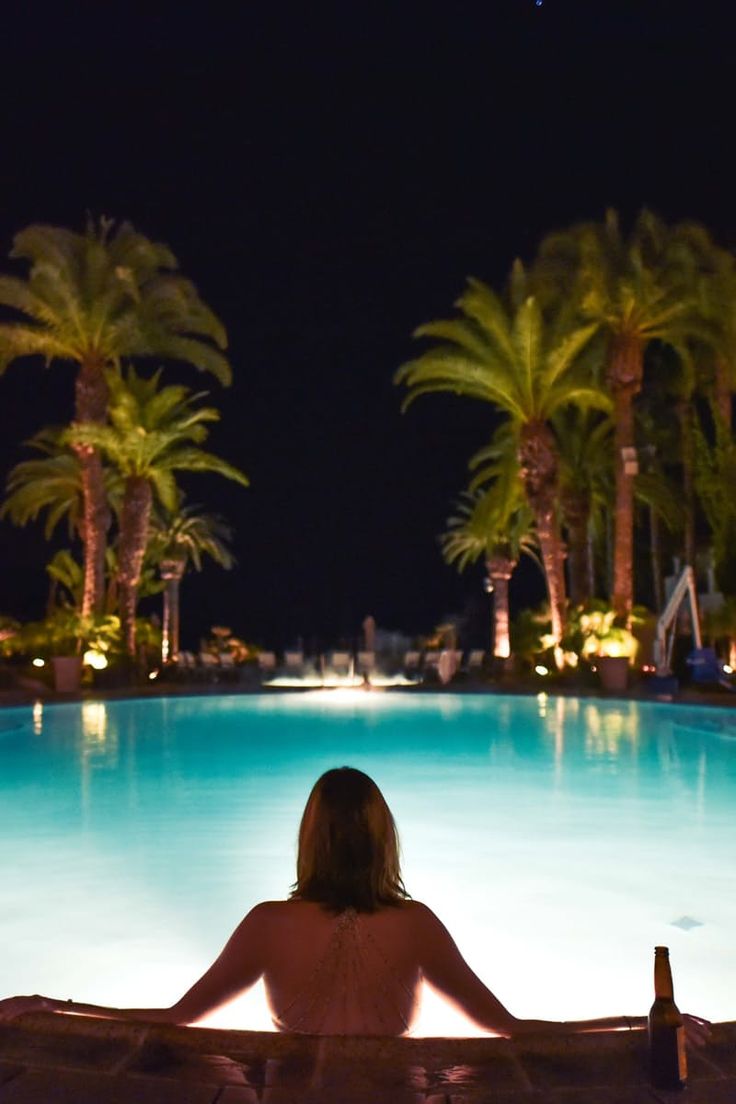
[0,995,54,1023]
[683,1013,711,1049]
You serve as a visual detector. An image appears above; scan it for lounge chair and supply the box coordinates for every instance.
[466,649,485,672]
[403,650,420,671]
[258,651,277,672]
[357,651,375,673]
[329,651,352,675]
[284,651,305,676]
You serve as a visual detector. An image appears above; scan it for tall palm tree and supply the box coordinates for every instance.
[552,409,612,605]
[0,219,232,616]
[148,504,235,663]
[66,366,248,656]
[532,209,700,620]
[396,278,606,652]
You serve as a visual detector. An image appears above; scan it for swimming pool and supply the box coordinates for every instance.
[1,691,734,1035]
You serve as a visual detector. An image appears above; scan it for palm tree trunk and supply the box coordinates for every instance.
[518,421,566,661]
[73,357,110,617]
[676,399,696,567]
[117,476,153,657]
[563,490,593,605]
[649,506,664,612]
[161,560,185,663]
[486,556,515,659]
[536,509,567,657]
[607,333,644,622]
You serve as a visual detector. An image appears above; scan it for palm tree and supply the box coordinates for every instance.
[0,219,232,617]
[553,409,613,605]
[442,460,535,660]
[396,277,605,652]
[532,209,700,620]
[1,427,85,541]
[667,220,736,431]
[66,366,248,656]
[148,504,235,663]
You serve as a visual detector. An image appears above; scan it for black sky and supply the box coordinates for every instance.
[0,2,732,650]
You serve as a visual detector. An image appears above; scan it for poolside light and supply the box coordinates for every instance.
[32,657,45,668]
[149,669,159,680]
[534,664,549,676]
[83,649,108,670]
[724,664,734,675]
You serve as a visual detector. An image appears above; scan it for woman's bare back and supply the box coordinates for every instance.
[259,899,421,1035]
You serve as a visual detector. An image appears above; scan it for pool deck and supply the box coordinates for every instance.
[1,670,735,710]
[1,1013,735,1103]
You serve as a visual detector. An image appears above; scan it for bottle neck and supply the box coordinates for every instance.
[654,948,675,1000]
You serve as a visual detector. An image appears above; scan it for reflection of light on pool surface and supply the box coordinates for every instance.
[1,692,735,1036]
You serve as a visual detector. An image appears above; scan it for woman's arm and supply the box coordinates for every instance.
[413,905,707,1041]
[0,903,271,1026]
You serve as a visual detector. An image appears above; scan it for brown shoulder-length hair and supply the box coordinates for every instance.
[290,767,410,912]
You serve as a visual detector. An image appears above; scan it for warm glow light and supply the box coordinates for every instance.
[534,664,549,676]
[83,649,108,670]
[264,674,419,688]
[32,657,45,668]
[723,664,734,675]
[148,669,159,680]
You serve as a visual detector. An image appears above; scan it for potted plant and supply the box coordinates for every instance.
[6,610,121,692]
[565,603,642,692]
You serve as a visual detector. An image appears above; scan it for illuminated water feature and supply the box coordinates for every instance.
[1,691,734,1036]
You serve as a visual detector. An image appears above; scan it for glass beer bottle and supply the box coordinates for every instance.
[648,946,687,1091]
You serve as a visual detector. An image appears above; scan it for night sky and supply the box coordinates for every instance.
[0,2,732,652]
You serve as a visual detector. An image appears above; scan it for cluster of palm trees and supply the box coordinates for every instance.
[0,220,248,662]
[396,210,736,665]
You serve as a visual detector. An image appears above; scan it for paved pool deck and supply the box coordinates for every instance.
[1,1013,735,1103]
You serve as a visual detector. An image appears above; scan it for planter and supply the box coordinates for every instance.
[596,655,629,693]
[51,655,83,693]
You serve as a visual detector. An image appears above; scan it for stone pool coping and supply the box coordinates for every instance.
[0,1013,734,1102]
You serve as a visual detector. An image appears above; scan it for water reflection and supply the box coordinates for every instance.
[79,701,118,815]
[582,701,640,761]
[82,701,108,743]
[32,700,43,736]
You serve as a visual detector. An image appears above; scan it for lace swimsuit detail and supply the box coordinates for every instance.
[273,907,415,1035]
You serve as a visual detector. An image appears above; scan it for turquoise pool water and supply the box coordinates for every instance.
[1,690,734,1035]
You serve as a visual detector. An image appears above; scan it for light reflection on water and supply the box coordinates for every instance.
[1,691,735,1035]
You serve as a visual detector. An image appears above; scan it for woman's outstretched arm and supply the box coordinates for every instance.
[414,904,710,1044]
[0,903,271,1026]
